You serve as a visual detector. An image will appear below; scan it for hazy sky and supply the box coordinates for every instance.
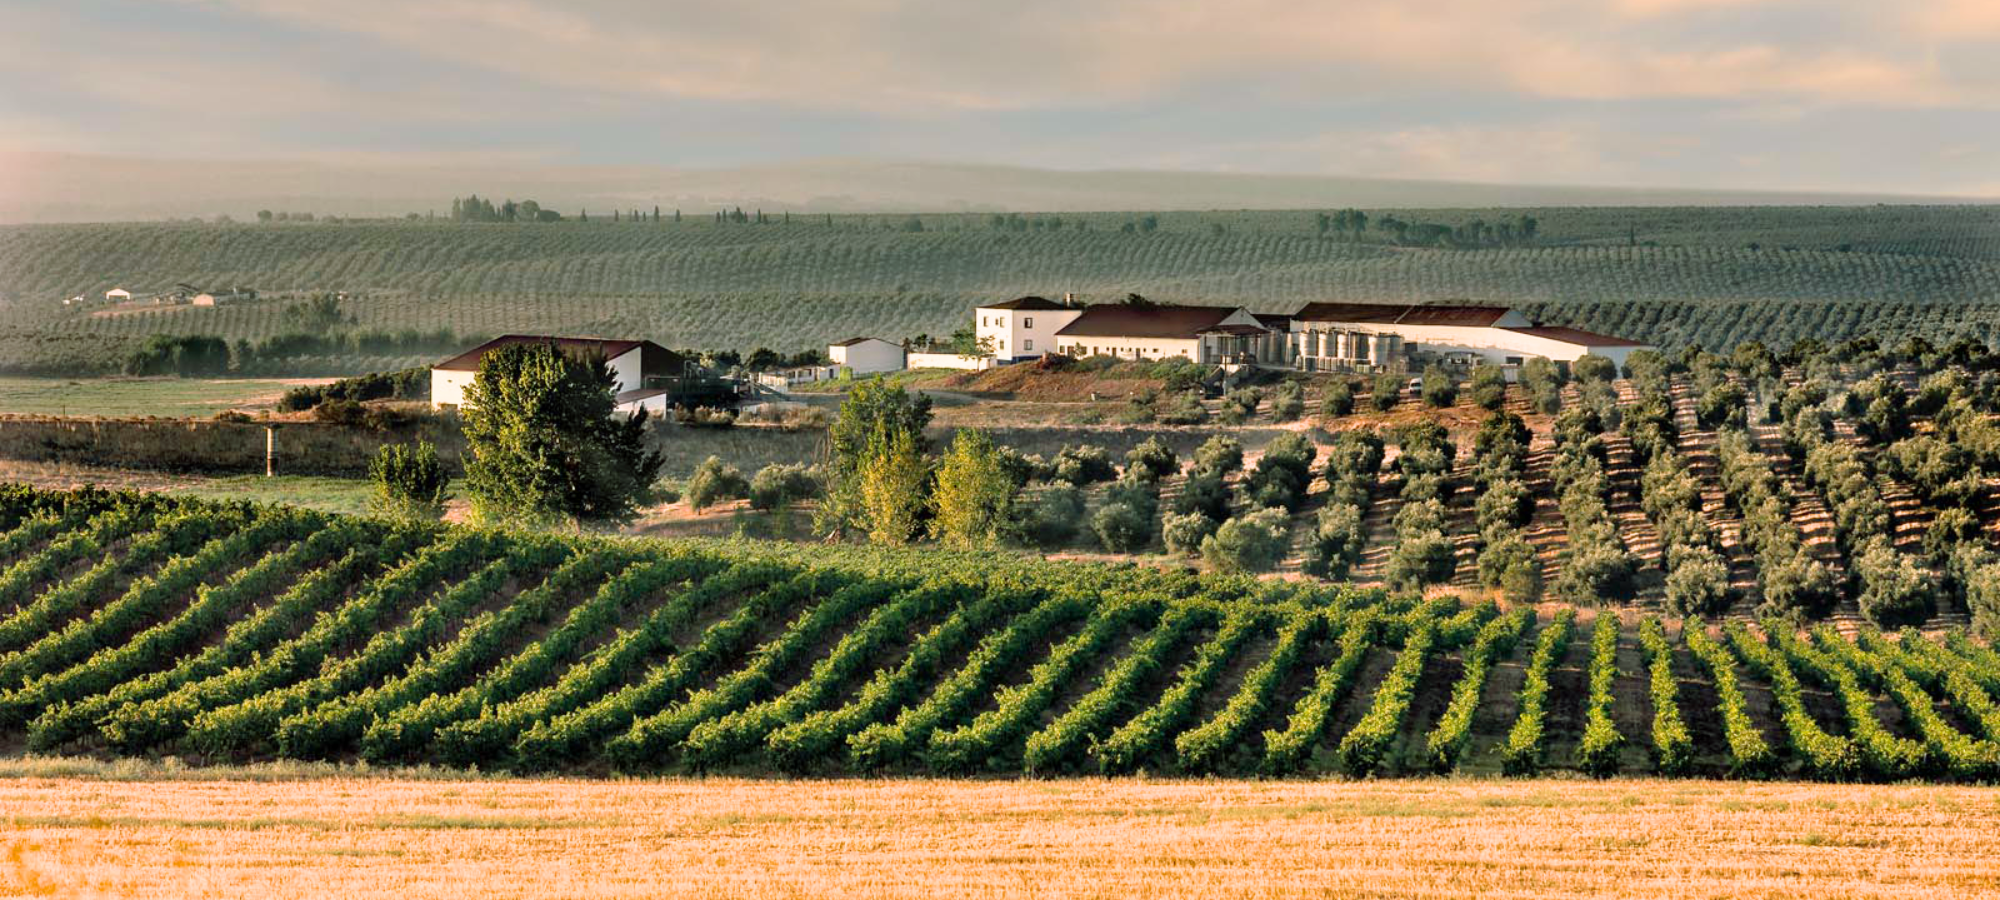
[7,0,1999,195]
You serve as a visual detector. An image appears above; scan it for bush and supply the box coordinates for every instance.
[1663,549,1733,617]
[1003,486,1084,549]
[1200,508,1291,573]
[685,456,751,511]
[1477,530,1542,602]
[1573,354,1616,383]
[1172,471,1231,521]
[1371,372,1402,411]
[1123,437,1179,483]
[1855,539,1934,628]
[1475,478,1534,530]
[369,441,448,522]
[1303,502,1364,579]
[1217,387,1263,424]
[1052,445,1117,486]
[748,464,820,510]
[1421,364,1458,408]
[1320,380,1354,418]
[1387,529,1456,588]
[1093,500,1155,554]
[1696,381,1748,430]
[1156,390,1209,425]
[1191,435,1243,477]
[1561,543,1639,604]
[1162,511,1220,557]
[1270,381,1305,422]
[1469,364,1506,410]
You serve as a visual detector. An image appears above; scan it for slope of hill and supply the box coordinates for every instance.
[3,205,2000,373]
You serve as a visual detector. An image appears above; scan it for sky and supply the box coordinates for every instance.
[5,0,2000,196]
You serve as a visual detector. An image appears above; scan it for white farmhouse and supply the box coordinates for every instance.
[1052,303,1271,364]
[974,296,1083,361]
[431,335,694,415]
[827,337,905,375]
[104,288,132,302]
[1291,302,1651,375]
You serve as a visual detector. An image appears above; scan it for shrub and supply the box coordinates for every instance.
[1664,549,1733,617]
[1003,486,1084,549]
[1477,530,1542,602]
[1320,380,1354,418]
[1200,508,1291,573]
[1475,479,1533,530]
[1270,380,1305,422]
[1162,511,1219,557]
[1696,381,1748,430]
[1052,445,1117,486]
[1302,502,1364,579]
[1387,529,1456,588]
[748,464,820,510]
[1093,501,1155,554]
[1560,542,1640,604]
[1855,539,1934,628]
[1172,471,1231,521]
[1191,435,1243,477]
[1371,372,1402,411]
[685,456,750,511]
[1421,364,1458,408]
[1123,437,1179,483]
[1572,354,1616,383]
[1469,364,1507,410]
[1156,391,1209,425]
[368,441,448,522]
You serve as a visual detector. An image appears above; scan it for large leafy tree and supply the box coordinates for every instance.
[461,342,663,527]
[819,378,932,537]
[931,429,1014,549]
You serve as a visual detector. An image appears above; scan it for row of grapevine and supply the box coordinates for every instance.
[3,485,1999,780]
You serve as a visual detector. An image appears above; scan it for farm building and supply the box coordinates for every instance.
[970,297,1650,376]
[1052,303,1273,364]
[104,287,132,302]
[431,335,717,415]
[828,337,905,375]
[1290,302,1652,375]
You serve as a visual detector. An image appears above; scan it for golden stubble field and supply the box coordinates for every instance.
[4,773,1999,899]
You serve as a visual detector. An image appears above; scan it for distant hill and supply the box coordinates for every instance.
[2,152,1991,224]
[5,205,2000,374]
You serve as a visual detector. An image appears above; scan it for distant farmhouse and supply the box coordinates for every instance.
[827,337,905,375]
[974,296,1651,378]
[104,287,132,302]
[431,335,728,415]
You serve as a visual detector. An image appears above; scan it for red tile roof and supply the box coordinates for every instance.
[1292,302,1515,326]
[978,295,1072,311]
[434,335,655,372]
[1055,304,1259,339]
[1500,326,1648,347]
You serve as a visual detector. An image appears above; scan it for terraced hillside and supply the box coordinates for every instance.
[4,204,2000,372]
[1,484,1997,782]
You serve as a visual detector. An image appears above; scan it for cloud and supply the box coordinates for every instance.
[176,0,1992,112]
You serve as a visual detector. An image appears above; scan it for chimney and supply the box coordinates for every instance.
[1063,292,1076,307]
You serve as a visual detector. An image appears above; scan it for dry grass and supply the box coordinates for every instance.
[3,774,1997,899]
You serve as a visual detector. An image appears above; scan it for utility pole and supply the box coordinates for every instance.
[266,425,276,478]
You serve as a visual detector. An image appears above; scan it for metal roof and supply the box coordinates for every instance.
[1500,326,1648,347]
[977,295,1072,311]
[1292,302,1515,327]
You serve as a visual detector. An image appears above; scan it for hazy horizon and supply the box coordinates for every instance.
[4,0,2000,220]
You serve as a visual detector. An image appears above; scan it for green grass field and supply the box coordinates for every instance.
[3,205,1999,373]
[0,376,319,417]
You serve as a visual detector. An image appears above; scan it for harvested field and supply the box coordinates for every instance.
[3,770,1998,899]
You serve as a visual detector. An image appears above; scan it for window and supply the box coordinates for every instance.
[1024,317,1033,328]
[998,339,1006,351]
[1505,356,1523,365]
[1024,339,1033,352]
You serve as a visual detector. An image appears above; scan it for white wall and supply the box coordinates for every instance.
[1292,320,1650,370]
[1053,335,1202,362]
[431,368,475,408]
[432,346,645,409]
[829,340,905,374]
[907,351,996,371]
[975,306,1081,360]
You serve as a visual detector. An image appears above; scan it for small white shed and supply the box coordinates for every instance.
[828,337,905,375]
[105,288,132,302]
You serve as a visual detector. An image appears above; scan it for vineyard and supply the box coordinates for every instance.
[5,205,2000,372]
[2,475,1998,781]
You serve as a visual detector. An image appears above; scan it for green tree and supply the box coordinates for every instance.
[861,425,929,545]
[460,342,663,527]
[820,379,932,537]
[932,429,1015,549]
[368,440,448,522]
